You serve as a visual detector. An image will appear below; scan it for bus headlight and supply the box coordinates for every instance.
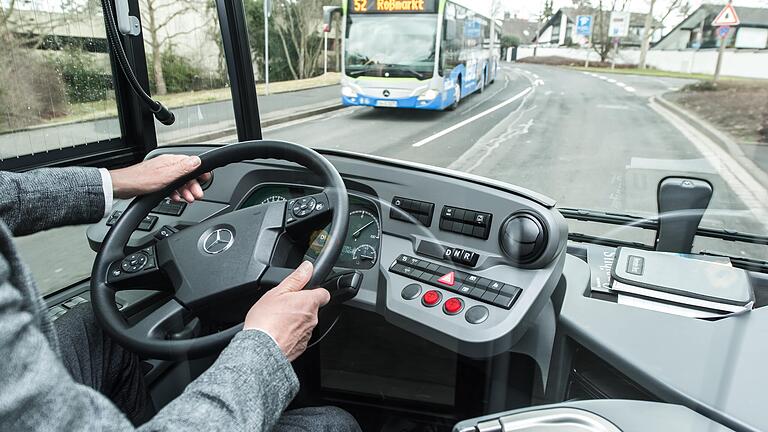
[342,86,358,98]
[418,89,439,101]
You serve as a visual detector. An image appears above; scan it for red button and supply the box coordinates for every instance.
[422,290,442,307]
[443,297,464,315]
[437,271,455,286]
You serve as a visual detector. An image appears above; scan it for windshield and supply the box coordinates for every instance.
[345,15,437,79]
[3,0,768,429]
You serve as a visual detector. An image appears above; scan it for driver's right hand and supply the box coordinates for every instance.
[243,261,330,361]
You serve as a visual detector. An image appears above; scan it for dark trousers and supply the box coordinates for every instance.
[55,303,361,431]
[55,303,155,425]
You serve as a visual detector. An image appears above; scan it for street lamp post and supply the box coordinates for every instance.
[264,0,270,95]
[324,31,328,75]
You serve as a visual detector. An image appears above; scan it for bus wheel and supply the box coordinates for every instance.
[448,82,461,111]
[478,71,486,94]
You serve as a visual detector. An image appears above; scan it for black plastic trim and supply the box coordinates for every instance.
[0,139,141,172]
[215,0,262,141]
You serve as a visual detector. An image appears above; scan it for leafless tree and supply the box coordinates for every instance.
[139,0,212,94]
[638,0,689,69]
[272,0,331,80]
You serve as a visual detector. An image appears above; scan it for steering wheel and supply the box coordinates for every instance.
[91,140,349,360]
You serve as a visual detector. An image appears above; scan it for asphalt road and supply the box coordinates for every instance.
[16,63,768,294]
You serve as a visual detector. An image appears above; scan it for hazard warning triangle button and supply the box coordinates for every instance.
[712,3,740,27]
[437,271,455,286]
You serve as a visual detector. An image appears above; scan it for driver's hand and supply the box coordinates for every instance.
[244,261,330,361]
[109,154,212,202]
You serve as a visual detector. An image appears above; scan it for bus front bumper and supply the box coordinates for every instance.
[342,94,446,110]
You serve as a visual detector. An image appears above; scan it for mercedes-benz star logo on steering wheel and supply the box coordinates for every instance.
[202,229,235,255]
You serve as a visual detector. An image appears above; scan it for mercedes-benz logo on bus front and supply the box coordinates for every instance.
[202,229,234,255]
[383,89,390,97]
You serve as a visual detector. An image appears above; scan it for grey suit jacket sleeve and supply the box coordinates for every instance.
[0,250,300,431]
[0,168,106,236]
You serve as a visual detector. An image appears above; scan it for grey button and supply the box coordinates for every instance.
[465,305,489,324]
[401,283,422,300]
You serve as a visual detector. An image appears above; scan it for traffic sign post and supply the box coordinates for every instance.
[576,15,593,68]
[712,1,740,82]
[608,11,630,70]
[576,15,593,36]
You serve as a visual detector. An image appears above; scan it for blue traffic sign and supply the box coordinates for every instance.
[718,26,730,38]
[576,15,593,36]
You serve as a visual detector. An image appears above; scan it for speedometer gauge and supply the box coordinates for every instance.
[349,210,380,244]
[346,209,381,268]
[304,205,381,270]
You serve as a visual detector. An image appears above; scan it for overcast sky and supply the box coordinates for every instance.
[459,0,768,28]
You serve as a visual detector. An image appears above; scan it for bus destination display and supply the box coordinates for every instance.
[350,0,437,14]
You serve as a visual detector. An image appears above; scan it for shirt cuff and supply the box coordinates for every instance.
[249,328,280,351]
[98,168,114,218]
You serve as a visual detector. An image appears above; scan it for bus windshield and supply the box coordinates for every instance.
[346,15,437,79]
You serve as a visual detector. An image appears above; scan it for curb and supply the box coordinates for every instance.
[1,82,342,136]
[655,94,768,187]
[166,100,345,144]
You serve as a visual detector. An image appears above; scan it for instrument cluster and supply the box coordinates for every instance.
[240,184,381,270]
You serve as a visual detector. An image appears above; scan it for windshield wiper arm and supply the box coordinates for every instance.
[559,207,768,246]
[699,251,768,272]
[347,69,370,77]
[385,64,425,79]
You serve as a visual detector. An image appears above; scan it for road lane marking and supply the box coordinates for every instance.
[649,97,768,229]
[448,91,537,173]
[607,78,617,83]
[616,82,626,87]
[411,87,533,148]
[596,104,632,110]
[463,71,512,114]
[624,86,636,92]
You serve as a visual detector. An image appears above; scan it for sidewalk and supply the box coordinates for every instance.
[656,94,768,184]
[0,79,343,157]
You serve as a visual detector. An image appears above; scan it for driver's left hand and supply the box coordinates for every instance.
[109,154,212,202]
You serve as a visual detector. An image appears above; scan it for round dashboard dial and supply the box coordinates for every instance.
[348,210,380,243]
[352,244,377,266]
[346,210,381,268]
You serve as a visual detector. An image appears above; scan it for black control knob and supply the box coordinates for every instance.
[499,212,547,264]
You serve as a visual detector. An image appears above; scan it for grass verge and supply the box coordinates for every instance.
[666,80,768,144]
[9,73,341,131]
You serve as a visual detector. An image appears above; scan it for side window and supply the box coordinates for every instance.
[1,0,120,295]
[0,0,120,159]
[138,0,236,145]
[2,0,234,295]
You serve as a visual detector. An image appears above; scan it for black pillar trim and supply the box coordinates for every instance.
[216,0,263,142]
[110,0,158,157]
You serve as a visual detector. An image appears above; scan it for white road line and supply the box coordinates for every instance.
[607,78,617,83]
[463,71,512,114]
[624,86,636,92]
[616,82,626,87]
[598,76,608,80]
[411,87,533,148]
[448,93,537,172]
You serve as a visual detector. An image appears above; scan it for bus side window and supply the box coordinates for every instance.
[444,19,455,41]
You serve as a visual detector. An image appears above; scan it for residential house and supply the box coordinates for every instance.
[501,12,539,43]
[654,4,768,50]
[533,7,663,47]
